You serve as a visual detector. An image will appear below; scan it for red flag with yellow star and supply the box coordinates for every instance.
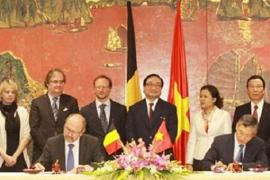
[167,1,190,164]
[152,120,173,154]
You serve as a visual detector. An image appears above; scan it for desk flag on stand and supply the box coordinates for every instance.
[152,119,173,154]
[126,1,142,110]
[103,124,122,155]
[167,1,190,164]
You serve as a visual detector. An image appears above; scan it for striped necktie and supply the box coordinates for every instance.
[235,144,244,162]
[52,97,58,120]
[99,104,108,132]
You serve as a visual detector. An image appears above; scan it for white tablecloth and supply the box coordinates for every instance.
[1,171,270,180]
[0,172,94,180]
[183,171,270,180]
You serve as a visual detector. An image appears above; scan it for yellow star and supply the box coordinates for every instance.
[173,82,190,139]
[155,131,164,141]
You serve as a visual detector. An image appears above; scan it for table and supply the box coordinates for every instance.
[0,173,94,180]
[183,171,270,180]
[1,171,270,180]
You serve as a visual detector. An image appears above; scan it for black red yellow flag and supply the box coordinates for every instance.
[126,1,142,109]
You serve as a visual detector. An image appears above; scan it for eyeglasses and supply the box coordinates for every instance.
[145,83,162,88]
[50,80,65,84]
[94,86,110,89]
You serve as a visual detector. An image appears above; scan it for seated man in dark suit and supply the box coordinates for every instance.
[202,114,268,171]
[33,113,104,172]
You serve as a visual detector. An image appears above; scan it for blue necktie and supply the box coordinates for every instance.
[236,144,244,162]
[66,144,74,171]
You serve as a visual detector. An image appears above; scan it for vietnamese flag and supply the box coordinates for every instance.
[152,120,173,154]
[103,128,122,155]
[167,1,190,164]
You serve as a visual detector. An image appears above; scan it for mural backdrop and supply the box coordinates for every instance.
[0,0,270,117]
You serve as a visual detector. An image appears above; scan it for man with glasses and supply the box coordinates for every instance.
[126,74,177,156]
[80,75,126,159]
[202,114,268,171]
[33,113,104,172]
[30,68,79,163]
[232,75,270,164]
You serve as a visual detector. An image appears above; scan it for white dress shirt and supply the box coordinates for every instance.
[145,98,158,116]
[233,134,246,161]
[48,94,60,109]
[65,139,80,169]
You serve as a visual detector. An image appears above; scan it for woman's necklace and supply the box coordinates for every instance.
[202,107,215,133]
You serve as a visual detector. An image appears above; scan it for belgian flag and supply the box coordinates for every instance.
[103,125,123,155]
[126,1,142,110]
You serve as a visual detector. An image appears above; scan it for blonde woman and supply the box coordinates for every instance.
[186,84,232,171]
[0,79,31,171]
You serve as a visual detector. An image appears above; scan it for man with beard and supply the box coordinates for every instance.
[30,68,79,163]
[33,114,104,172]
[80,75,126,159]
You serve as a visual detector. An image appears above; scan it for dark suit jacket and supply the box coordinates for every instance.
[232,102,270,164]
[126,98,177,148]
[202,134,268,171]
[30,93,79,163]
[232,101,270,141]
[37,134,104,171]
[80,99,127,159]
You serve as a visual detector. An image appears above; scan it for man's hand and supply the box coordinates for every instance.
[211,161,227,171]
[68,165,93,174]
[32,163,45,171]
[227,163,234,171]
[185,164,193,171]
[4,155,17,167]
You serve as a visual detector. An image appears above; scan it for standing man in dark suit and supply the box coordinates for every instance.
[80,75,126,159]
[202,114,268,171]
[232,75,270,163]
[126,74,177,155]
[33,113,104,172]
[30,68,79,163]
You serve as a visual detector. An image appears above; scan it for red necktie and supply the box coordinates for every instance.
[149,103,154,120]
[252,105,258,120]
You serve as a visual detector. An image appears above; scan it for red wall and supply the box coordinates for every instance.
[1,5,270,116]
